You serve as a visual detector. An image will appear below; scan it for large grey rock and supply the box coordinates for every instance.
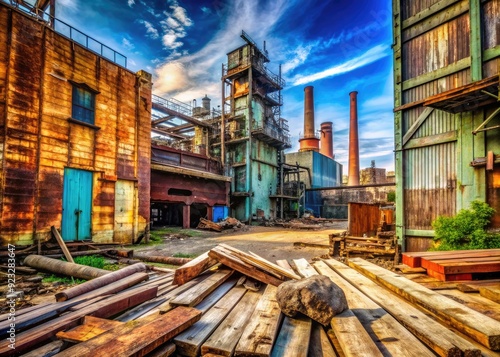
[276,275,348,325]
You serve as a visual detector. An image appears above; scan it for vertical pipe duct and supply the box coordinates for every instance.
[348,91,360,186]
[320,122,334,159]
[299,86,320,152]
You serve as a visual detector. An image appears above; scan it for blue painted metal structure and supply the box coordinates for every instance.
[61,168,92,241]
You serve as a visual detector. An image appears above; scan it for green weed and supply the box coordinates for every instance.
[431,200,500,251]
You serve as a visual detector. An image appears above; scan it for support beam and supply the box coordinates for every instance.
[469,0,483,81]
[183,205,191,229]
[393,0,405,251]
[402,107,434,146]
[404,130,457,150]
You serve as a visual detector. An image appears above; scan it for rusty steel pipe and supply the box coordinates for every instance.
[348,91,360,186]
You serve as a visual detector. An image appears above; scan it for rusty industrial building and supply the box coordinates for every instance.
[0,1,152,245]
[393,0,500,251]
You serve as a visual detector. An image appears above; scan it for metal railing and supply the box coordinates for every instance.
[152,94,193,117]
[4,0,127,68]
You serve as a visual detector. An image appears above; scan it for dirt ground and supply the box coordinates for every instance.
[138,222,348,262]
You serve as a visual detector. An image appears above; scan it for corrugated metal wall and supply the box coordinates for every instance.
[394,0,500,251]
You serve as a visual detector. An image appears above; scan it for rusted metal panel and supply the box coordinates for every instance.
[483,0,500,50]
[348,202,382,237]
[403,142,457,230]
[402,13,470,81]
[150,170,229,207]
[0,4,152,245]
[114,180,136,243]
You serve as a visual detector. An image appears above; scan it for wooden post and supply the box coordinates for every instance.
[207,206,213,221]
[51,226,75,263]
[183,205,190,229]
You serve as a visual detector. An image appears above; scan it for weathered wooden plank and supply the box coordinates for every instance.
[270,316,311,357]
[19,340,64,357]
[208,248,284,286]
[201,288,262,356]
[51,226,74,263]
[331,309,384,357]
[194,277,239,314]
[324,259,481,357]
[293,258,318,278]
[56,316,124,343]
[174,286,247,356]
[0,285,158,355]
[436,289,500,322]
[218,244,300,280]
[146,342,176,357]
[173,251,218,286]
[170,269,233,307]
[326,329,345,357]
[314,261,434,356]
[56,306,201,357]
[308,322,337,357]
[347,257,500,351]
[235,284,283,357]
[275,259,294,273]
[480,286,500,304]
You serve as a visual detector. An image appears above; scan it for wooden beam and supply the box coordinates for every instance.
[208,247,285,286]
[402,107,434,146]
[51,226,74,263]
[271,316,312,357]
[323,259,481,356]
[404,130,457,150]
[170,269,233,307]
[479,286,500,304]
[201,288,263,356]
[235,284,283,356]
[308,322,337,357]
[56,306,201,357]
[330,310,384,357]
[402,1,469,42]
[469,0,482,81]
[174,286,247,356]
[0,286,158,355]
[314,261,435,357]
[402,0,461,29]
[402,57,471,91]
[293,258,318,278]
[347,258,500,350]
[56,316,124,343]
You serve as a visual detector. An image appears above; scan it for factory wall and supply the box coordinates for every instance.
[0,4,151,245]
[393,0,500,251]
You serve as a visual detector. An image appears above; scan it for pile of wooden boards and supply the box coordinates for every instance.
[3,244,500,356]
[402,248,500,281]
[329,233,398,262]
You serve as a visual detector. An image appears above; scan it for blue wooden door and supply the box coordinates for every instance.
[62,168,92,241]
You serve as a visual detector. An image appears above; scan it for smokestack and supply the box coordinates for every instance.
[320,122,334,159]
[299,86,320,152]
[348,91,360,186]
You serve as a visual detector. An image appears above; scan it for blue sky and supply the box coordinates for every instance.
[56,0,395,171]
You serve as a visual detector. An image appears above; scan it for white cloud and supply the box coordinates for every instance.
[291,44,390,86]
[122,38,134,51]
[140,20,159,39]
[127,0,135,7]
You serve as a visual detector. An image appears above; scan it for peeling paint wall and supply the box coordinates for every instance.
[0,4,151,245]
